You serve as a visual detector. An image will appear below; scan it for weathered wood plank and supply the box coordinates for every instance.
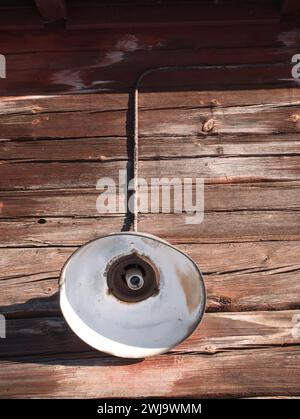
[0,347,299,398]
[124,64,297,92]
[139,134,300,159]
[0,137,128,162]
[0,63,295,95]
[1,101,299,139]
[138,105,300,136]
[1,182,299,217]
[1,1,279,32]
[1,134,300,162]
[2,241,299,281]
[0,93,128,115]
[1,241,300,316]
[0,161,128,191]
[1,157,300,191]
[1,239,299,279]
[206,269,300,311]
[1,89,300,117]
[0,3,296,94]
[1,310,299,358]
[138,89,300,111]
[66,3,280,29]
[0,3,298,401]
[1,22,300,53]
[0,108,127,139]
[1,264,299,316]
[0,212,299,247]
[7,47,296,72]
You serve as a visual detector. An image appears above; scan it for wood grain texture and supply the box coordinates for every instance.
[1,134,300,162]
[1,22,300,53]
[66,3,280,30]
[1,241,300,317]
[0,2,297,96]
[1,157,300,191]
[0,55,297,95]
[1,241,299,281]
[0,212,300,246]
[1,94,299,139]
[7,47,296,72]
[0,347,299,398]
[1,88,300,115]
[0,4,300,398]
[0,1,280,33]
[1,182,299,217]
[1,310,299,358]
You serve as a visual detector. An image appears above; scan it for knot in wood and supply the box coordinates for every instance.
[202,118,215,133]
[290,114,300,123]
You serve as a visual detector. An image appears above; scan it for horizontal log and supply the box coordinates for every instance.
[0,137,127,162]
[6,47,296,73]
[0,212,299,247]
[0,3,296,95]
[1,134,300,162]
[0,93,128,115]
[1,239,300,317]
[0,63,295,96]
[0,108,127,139]
[1,100,299,139]
[1,22,300,54]
[0,2,280,33]
[138,89,300,111]
[0,261,298,316]
[1,310,299,358]
[139,105,300,136]
[1,156,300,191]
[1,182,299,217]
[0,3,298,400]
[0,347,299,398]
[1,89,300,117]
[139,134,300,159]
[67,3,280,30]
[2,240,300,280]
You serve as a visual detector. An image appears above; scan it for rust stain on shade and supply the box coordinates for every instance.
[60,233,205,358]
[141,236,164,248]
[176,265,202,314]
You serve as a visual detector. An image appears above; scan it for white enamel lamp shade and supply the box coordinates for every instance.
[60,232,206,358]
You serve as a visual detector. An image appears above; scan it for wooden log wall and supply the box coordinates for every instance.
[0,0,300,398]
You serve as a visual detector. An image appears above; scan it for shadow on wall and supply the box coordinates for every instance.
[0,91,143,367]
[0,291,144,367]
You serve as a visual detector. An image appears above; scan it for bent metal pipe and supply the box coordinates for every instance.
[132,62,286,231]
